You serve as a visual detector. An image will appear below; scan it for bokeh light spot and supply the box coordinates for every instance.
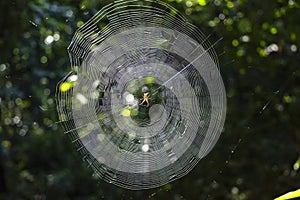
[270,27,278,34]
[232,39,239,47]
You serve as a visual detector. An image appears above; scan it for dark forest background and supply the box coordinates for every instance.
[0,0,300,199]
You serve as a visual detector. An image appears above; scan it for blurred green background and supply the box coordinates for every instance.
[0,0,300,199]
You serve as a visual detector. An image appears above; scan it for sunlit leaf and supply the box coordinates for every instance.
[121,108,131,117]
[59,82,73,92]
[197,0,206,6]
[274,189,300,200]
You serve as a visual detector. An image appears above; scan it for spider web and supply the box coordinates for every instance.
[56,0,226,190]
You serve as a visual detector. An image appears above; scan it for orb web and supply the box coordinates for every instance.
[56,0,226,190]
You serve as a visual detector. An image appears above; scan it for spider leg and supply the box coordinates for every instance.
[140,99,145,105]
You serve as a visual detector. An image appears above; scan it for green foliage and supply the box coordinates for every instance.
[0,0,300,199]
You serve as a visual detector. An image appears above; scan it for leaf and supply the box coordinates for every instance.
[274,189,300,200]
[197,0,206,6]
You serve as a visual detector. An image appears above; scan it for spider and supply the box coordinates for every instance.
[140,92,150,107]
